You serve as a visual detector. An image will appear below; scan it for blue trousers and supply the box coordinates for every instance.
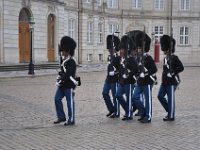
[116,83,134,118]
[133,84,153,120]
[157,84,177,118]
[102,81,120,116]
[55,87,75,123]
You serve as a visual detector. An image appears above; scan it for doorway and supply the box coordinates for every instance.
[47,14,56,62]
[19,8,31,63]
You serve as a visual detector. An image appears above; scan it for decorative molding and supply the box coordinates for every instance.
[21,0,31,8]
[48,5,56,13]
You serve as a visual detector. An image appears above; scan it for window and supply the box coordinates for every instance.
[107,0,118,8]
[86,0,91,3]
[68,19,75,39]
[87,54,93,62]
[98,23,103,43]
[108,24,119,34]
[180,0,190,10]
[97,0,101,5]
[87,21,93,43]
[154,26,163,41]
[132,0,142,9]
[180,26,189,45]
[155,0,164,10]
[99,54,103,62]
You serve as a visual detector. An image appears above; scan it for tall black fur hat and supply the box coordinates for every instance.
[160,35,176,53]
[59,36,76,56]
[127,30,142,42]
[106,35,120,51]
[127,30,142,50]
[118,35,134,55]
[135,31,151,52]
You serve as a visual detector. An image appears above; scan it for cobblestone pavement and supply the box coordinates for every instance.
[0,65,200,150]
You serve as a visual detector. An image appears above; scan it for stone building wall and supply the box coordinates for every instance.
[0,0,199,65]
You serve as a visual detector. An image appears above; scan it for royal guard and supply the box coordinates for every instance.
[157,35,184,121]
[54,36,79,126]
[102,34,121,118]
[132,31,158,123]
[116,35,138,121]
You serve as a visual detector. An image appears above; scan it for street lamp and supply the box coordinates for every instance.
[28,16,35,75]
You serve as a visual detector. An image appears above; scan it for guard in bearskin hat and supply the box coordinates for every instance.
[158,35,184,121]
[102,34,121,118]
[115,34,139,120]
[132,31,158,123]
[54,36,78,126]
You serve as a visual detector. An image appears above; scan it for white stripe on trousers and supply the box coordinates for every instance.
[70,88,74,122]
[147,85,152,119]
[128,84,132,117]
[115,83,119,115]
[170,85,175,118]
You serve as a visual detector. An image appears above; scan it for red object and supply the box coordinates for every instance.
[154,40,160,63]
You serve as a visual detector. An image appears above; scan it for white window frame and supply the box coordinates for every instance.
[68,19,75,39]
[86,0,91,3]
[180,26,189,45]
[132,0,142,9]
[108,24,119,34]
[107,0,118,8]
[154,0,164,10]
[87,54,93,62]
[154,26,164,41]
[98,54,103,62]
[87,21,93,43]
[98,23,103,44]
[180,0,190,11]
[97,0,102,5]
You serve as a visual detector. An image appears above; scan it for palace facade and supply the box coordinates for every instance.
[0,0,199,65]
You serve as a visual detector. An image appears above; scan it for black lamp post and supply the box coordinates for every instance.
[28,16,35,75]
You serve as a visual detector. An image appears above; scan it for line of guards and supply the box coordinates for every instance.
[102,30,184,123]
[53,30,184,126]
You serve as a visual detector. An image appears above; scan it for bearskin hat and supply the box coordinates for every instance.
[127,30,142,42]
[106,35,120,51]
[59,36,76,56]
[160,35,176,53]
[134,31,151,52]
[118,35,135,55]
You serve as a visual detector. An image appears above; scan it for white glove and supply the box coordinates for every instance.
[56,75,61,80]
[70,76,78,85]
[122,74,127,79]
[139,72,145,78]
[55,80,62,87]
[167,73,172,78]
[109,71,115,76]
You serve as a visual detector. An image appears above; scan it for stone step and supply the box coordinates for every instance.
[0,63,59,72]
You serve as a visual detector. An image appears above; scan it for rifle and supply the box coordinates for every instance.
[169,0,173,72]
[58,44,64,75]
[110,33,115,63]
[108,32,120,74]
[139,29,157,84]
[120,34,132,79]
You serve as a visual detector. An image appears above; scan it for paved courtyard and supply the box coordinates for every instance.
[0,65,200,150]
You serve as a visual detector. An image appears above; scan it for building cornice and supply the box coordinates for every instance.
[32,0,65,6]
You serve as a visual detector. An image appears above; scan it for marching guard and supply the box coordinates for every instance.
[54,36,80,126]
[132,31,158,123]
[157,35,184,121]
[116,35,138,120]
[102,34,121,118]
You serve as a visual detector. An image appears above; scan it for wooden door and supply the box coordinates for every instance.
[19,22,30,63]
[48,14,55,62]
